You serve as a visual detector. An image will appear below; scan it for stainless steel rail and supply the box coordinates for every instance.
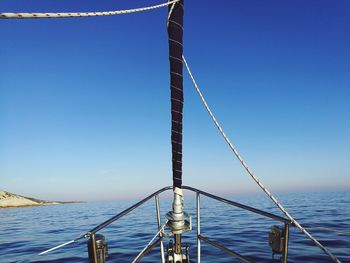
[183,185,292,224]
[155,195,166,263]
[198,235,251,263]
[82,186,173,238]
[183,186,292,263]
[83,185,292,262]
[196,192,201,263]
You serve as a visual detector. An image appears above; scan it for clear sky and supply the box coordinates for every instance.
[1,0,349,201]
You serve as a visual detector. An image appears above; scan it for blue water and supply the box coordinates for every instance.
[0,190,349,262]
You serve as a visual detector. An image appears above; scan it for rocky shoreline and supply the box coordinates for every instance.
[0,190,76,208]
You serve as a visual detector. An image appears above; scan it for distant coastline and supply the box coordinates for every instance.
[0,190,81,209]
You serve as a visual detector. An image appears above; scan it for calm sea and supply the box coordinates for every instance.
[1,190,349,263]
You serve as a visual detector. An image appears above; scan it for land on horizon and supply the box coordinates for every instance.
[0,189,81,209]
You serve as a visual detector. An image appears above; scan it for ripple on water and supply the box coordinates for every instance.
[0,191,349,262]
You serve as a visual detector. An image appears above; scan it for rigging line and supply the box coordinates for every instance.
[131,221,168,263]
[167,1,176,28]
[0,0,179,19]
[15,239,78,263]
[182,55,342,263]
[306,227,350,236]
[38,240,75,255]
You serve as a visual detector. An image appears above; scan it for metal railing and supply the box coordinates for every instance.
[183,186,292,263]
[85,185,293,263]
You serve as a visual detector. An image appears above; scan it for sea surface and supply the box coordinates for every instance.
[0,189,349,263]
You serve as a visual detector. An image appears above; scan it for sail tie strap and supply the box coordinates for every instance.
[0,0,179,19]
[182,55,342,263]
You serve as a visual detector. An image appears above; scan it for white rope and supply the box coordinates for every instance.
[38,239,75,255]
[311,227,350,236]
[182,55,342,263]
[303,225,350,236]
[131,221,168,263]
[166,1,176,28]
[0,0,179,19]
[15,239,76,263]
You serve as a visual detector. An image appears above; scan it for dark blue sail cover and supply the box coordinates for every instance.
[168,0,184,188]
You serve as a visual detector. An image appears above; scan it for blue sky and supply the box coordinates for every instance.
[1,0,349,201]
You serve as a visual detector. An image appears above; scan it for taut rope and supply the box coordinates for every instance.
[182,55,341,263]
[0,0,179,19]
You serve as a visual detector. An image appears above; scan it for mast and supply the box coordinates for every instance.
[166,1,191,262]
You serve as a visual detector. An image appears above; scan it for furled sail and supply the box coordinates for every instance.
[168,0,184,188]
